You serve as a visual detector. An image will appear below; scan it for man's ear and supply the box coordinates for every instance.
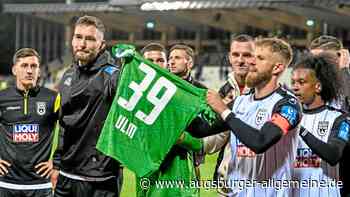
[272,63,285,75]
[187,58,194,70]
[315,82,322,94]
[100,40,106,50]
[12,65,17,76]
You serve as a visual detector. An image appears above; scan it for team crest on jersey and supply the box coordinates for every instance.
[64,77,72,86]
[36,102,46,116]
[255,108,268,125]
[317,121,329,136]
[13,124,39,143]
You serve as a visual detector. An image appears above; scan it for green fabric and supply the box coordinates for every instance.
[136,153,199,197]
[178,132,203,152]
[49,120,59,160]
[96,44,215,177]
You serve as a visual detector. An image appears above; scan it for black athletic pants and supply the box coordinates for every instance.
[54,174,122,197]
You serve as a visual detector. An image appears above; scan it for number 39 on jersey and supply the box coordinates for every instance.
[117,63,177,125]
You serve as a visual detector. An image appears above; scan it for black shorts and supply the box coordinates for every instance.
[0,187,52,197]
[54,174,122,197]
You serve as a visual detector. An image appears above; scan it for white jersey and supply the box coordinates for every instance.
[293,106,344,197]
[228,87,301,197]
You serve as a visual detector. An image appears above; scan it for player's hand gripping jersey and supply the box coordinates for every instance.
[186,87,302,197]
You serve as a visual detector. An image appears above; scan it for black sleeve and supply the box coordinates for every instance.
[186,114,230,138]
[186,101,234,138]
[300,114,350,166]
[218,82,231,97]
[224,113,283,154]
[109,67,120,97]
[225,96,302,154]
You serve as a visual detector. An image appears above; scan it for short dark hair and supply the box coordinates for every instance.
[141,43,167,55]
[231,34,253,43]
[13,48,41,65]
[309,35,343,51]
[169,44,194,60]
[75,15,105,35]
[293,52,341,102]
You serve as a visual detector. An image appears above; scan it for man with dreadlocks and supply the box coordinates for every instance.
[291,52,350,197]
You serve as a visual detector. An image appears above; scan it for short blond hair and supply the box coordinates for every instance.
[169,44,194,61]
[255,38,293,67]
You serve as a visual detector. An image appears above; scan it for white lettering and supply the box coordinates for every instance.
[115,115,138,139]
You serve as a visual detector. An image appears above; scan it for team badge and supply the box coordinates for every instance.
[255,108,268,125]
[64,77,72,86]
[36,102,46,116]
[317,121,329,136]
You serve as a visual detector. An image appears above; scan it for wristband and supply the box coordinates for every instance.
[220,109,232,120]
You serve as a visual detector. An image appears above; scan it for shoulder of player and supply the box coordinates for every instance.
[102,64,119,76]
[191,80,207,89]
[334,112,350,125]
[37,87,57,97]
[0,86,13,97]
[275,87,300,107]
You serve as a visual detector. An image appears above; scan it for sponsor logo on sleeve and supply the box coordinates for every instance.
[280,105,298,127]
[338,121,350,142]
[13,124,39,143]
[6,106,21,111]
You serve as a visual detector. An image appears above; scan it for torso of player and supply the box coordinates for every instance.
[294,106,342,180]
[230,89,299,181]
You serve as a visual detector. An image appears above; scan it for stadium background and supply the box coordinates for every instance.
[0,0,350,196]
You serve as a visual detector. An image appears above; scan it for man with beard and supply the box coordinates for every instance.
[186,38,302,196]
[202,34,253,196]
[52,15,122,197]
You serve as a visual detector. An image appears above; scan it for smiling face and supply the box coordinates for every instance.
[291,68,319,105]
[229,40,254,78]
[72,24,105,65]
[12,56,40,91]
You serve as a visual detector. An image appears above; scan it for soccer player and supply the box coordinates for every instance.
[137,43,203,197]
[187,38,302,196]
[141,42,168,69]
[291,53,350,197]
[309,35,350,196]
[52,15,122,197]
[203,34,253,196]
[0,48,60,196]
[309,35,350,112]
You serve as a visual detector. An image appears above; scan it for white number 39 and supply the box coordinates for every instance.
[117,63,177,125]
